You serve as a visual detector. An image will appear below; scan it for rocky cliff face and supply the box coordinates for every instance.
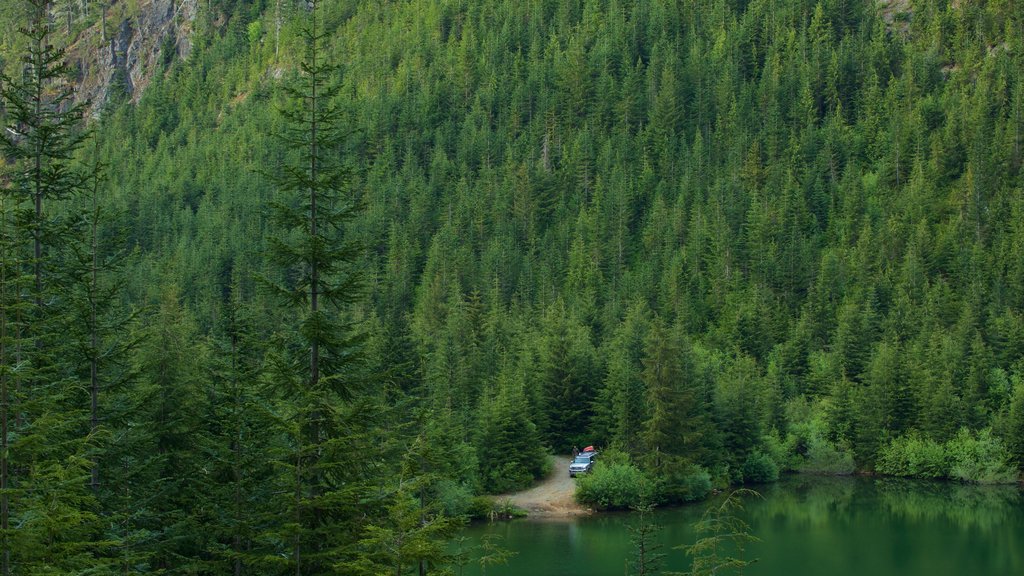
[66,0,197,118]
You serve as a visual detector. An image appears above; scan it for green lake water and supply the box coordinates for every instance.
[458,476,1024,575]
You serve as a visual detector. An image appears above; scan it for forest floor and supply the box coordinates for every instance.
[496,455,590,518]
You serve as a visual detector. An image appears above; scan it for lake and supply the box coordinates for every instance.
[457,476,1024,575]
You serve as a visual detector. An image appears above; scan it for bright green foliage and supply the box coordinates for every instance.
[575,455,653,511]
[740,452,779,484]
[782,398,857,475]
[947,428,1017,484]
[877,428,1016,484]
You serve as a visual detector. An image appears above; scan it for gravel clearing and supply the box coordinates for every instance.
[495,455,591,518]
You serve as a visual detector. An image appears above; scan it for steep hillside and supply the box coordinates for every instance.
[93,0,1024,473]
[4,0,1024,571]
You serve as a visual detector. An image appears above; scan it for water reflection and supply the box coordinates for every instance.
[461,476,1024,576]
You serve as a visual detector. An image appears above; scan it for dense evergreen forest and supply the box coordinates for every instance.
[2,0,1024,572]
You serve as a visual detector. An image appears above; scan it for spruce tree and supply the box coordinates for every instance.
[201,293,275,574]
[538,302,597,451]
[261,1,371,571]
[133,285,207,571]
[640,318,711,501]
[0,0,96,570]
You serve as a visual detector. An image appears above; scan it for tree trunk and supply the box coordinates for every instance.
[90,183,99,494]
[1,208,9,576]
[33,17,43,314]
[275,0,281,59]
[232,332,242,576]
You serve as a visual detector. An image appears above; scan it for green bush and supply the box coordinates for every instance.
[761,430,799,472]
[680,466,713,501]
[480,461,535,494]
[575,462,653,510]
[785,408,856,475]
[658,463,712,504]
[876,428,1017,484]
[492,498,528,519]
[593,447,631,467]
[464,497,529,521]
[434,480,474,517]
[741,451,779,484]
[876,433,948,478]
[801,434,856,475]
[946,428,1017,484]
[466,496,495,520]
[789,419,856,475]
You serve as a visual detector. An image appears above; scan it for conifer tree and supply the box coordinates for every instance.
[640,318,711,500]
[477,364,547,493]
[592,300,649,455]
[538,302,597,450]
[0,0,97,570]
[0,168,30,576]
[133,285,207,571]
[201,293,275,574]
[1004,377,1024,470]
[262,1,371,571]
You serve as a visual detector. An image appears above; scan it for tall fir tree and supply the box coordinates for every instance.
[261,1,373,572]
[640,318,712,501]
[0,0,97,571]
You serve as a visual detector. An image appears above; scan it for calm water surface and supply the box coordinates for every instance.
[459,476,1024,576]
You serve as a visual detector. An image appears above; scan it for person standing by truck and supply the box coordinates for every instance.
[572,445,579,459]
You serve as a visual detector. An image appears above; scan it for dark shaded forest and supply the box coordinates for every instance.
[2,0,1024,573]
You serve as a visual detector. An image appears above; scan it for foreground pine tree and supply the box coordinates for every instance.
[261,1,374,572]
[0,0,98,571]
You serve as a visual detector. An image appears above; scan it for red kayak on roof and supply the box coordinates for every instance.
[582,445,595,452]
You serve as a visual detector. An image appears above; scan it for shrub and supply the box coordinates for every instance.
[657,463,712,504]
[761,430,798,472]
[876,428,1018,484]
[575,462,653,510]
[802,435,856,475]
[492,498,528,519]
[790,420,856,475]
[435,480,474,517]
[594,447,631,467]
[786,411,856,475]
[876,433,948,478]
[464,497,528,521]
[947,428,1017,484]
[480,461,535,494]
[676,466,713,502]
[741,451,779,484]
[466,496,495,520]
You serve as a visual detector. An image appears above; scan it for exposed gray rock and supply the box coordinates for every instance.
[68,0,197,119]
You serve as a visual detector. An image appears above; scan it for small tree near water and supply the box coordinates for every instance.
[671,489,761,576]
[629,501,664,576]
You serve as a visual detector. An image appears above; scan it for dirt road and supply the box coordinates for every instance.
[497,455,590,518]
